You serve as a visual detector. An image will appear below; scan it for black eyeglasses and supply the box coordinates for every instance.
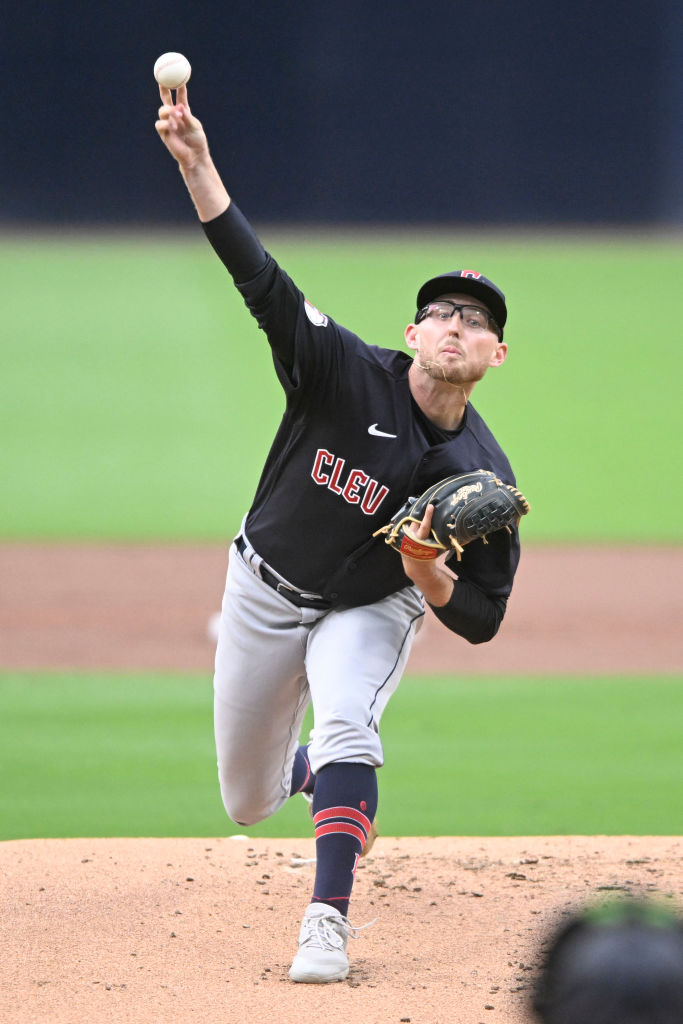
[416,300,501,337]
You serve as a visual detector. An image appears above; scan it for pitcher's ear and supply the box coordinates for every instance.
[405,323,420,351]
[490,340,508,367]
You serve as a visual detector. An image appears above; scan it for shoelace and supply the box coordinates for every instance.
[303,912,376,950]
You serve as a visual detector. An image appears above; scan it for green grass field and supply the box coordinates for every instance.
[2,231,682,541]
[2,232,680,843]
[2,672,681,841]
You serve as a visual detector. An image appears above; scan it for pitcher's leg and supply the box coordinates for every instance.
[290,744,315,796]
[289,587,424,983]
[305,589,423,906]
[306,586,425,772]
[213,546,314,825]
[310,761,378,917]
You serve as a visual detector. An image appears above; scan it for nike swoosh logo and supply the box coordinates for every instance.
[368,423,397,438]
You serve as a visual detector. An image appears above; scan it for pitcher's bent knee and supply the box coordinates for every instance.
[218,772,288,827]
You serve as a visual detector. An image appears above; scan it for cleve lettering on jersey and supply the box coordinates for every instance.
[311,449,390,515]
[343,468,369,505]
[328,457,345,494]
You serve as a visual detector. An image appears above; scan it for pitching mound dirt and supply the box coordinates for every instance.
[1,835,681,1024]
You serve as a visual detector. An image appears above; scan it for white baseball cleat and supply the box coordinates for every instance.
[289,903,355,983]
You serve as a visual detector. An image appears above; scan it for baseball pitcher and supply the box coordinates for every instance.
[156,83,528,983]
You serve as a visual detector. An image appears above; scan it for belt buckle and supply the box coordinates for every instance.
[275,581,296,598]
[275,580,316,601]
[275,580,324,607]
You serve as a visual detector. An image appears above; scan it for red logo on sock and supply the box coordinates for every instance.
[360,801,367,811]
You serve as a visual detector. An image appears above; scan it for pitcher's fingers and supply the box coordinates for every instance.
[156,109,182,134]
[159,99,188,127]
[416,504,434,539]
[177,83,189,106]
[159,83,174,106]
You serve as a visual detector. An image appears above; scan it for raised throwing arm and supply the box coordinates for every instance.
[155,84,230,223]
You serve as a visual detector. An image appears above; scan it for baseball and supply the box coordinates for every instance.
[207,611,221,644]
[154,52,192,89]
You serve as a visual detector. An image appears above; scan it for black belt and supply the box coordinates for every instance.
[236,536,331,610]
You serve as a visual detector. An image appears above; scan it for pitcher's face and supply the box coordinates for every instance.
[406,293,507,386]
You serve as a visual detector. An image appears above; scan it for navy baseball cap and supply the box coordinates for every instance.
[416,271,507,333]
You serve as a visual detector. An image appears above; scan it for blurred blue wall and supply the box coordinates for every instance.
[4,0,682,225]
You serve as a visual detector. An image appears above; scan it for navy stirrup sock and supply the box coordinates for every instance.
[290,744,315,796]
[310,762,378,919]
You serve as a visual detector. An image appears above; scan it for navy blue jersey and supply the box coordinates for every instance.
[203,205,521,635]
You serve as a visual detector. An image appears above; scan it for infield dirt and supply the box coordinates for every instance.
[1,835,681,1024]
[1,542,681,1023]
[1,543,681,674]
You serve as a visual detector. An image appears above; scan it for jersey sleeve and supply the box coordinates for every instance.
[450,519,521,600]
[202,202,268,283]
[202,203,346,387]
[427,522,520,643]
[428,580,508,644]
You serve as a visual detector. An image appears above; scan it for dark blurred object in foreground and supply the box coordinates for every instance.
[532,900,683,1024]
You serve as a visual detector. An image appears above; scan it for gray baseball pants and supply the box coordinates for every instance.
[213,532,425,826]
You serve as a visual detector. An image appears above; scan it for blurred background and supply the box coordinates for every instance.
[1,1,681,841]
[3,0,682,541]
[4,0,683,226]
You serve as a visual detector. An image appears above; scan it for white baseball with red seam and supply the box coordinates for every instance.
[154,52,192,89]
